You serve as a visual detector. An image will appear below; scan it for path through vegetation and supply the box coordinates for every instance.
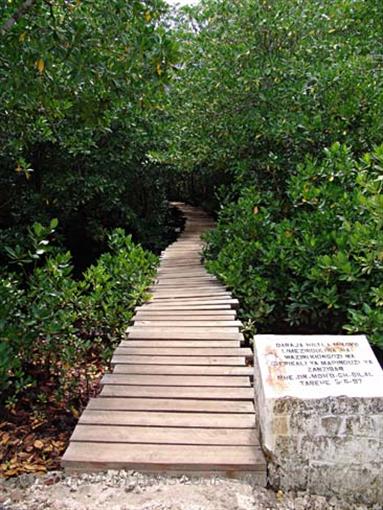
[62,204,266,478]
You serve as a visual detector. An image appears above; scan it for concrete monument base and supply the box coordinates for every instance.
[253,335,383,505]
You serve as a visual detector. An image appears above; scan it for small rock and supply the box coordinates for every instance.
[125,482,136,493]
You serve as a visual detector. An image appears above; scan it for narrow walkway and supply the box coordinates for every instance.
[62,204,266,480]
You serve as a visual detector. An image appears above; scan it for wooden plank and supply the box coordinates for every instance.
[62,443,265,472]
[144,304,239,310]
[158,266,207,270]
[111,356,246,366]
[112,365,253,377]
[79,410,256,428]
[86,397,255,413]
[100,385,253,400]
[101,374,250,387]
[157,267,209,272]
[114,347,252,357]
[159,261,202,266]
[152,284,225,289]
[156,272,212,279]
[146,298,238,305]
[134,313,237,320]
[132,310,238,318]
[150,291,231,298]
[146,296,236,302]
[126,329,243,340]
[156,277,217,283]
[120,340,240,347]
[154,283,222,289]
[152,287,225,292]
[140,305,233,310]
[133,320,241,327]
[142,303,233,308]
[71,425,259,446]
[160,257,202,261]
[135,309,236,315]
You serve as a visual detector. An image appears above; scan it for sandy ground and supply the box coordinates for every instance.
[0,470,379,510]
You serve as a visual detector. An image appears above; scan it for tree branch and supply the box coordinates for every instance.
[1,0,38,34]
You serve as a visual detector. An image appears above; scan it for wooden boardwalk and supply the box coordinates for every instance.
[62,203,266,480]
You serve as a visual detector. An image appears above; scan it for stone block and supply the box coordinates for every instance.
[253,334,383,505]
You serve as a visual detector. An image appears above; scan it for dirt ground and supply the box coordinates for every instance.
[0,470,378,510]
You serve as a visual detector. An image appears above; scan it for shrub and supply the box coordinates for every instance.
[80,229,158,343]
[0,226,157,405]
[204,143,383,348]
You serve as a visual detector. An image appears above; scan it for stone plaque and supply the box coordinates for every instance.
[255,334,383,399]
[253,335,383,504]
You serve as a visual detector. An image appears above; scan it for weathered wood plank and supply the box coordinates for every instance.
[134,313,237,320]
[62,443,265,472]
[150,291,232,298]
[100,385,253,400]
[120,340,240,347]
[111,355,246,366]
[86,397,254,413]
[112,365,253,376]
[71,425,259,446]
[79,410,256,428]
[156,277,218,284]
[133,320,241,327]
[135,309,236,315]
[140,305,233,310]
[101,374,250,387]
[146,298,239,307]
[126,329,243,340]
[114,347,252,357]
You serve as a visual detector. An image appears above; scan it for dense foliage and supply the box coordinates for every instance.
[204,143,383,347]
[1,0,382,445]
[1,225,157,406]
[0,0,178,262]
[162,0,383,197]
[1,0,176,415]
[159,0,383,347]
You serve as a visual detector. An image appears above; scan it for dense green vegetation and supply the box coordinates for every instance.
[1,226,157,404]
[1,0,382,418]
[161,0,383,348]
[0,0,178,262]
[0,0,175,411]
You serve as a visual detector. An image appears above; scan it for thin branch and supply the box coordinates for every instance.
[0,0,38,34]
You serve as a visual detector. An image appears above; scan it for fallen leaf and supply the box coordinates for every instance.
[0,432,10,445]
[35,59,45,74]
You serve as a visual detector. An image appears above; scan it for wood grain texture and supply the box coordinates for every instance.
[71,425,258,446]
[79,410,256,428]
[101,374,251,387]
[86,397,255,413]
[61,203,264,478]
[62,443,266,472]
[111,364,253,376]
[111,355,246,366]
[100,385,253,400]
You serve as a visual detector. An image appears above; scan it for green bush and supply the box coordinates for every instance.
[0,226,157,405]
[204,143,383,348]
[80,229,158,342]
[162,0,383,203]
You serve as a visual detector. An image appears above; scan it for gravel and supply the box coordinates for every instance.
[0,470,379,510]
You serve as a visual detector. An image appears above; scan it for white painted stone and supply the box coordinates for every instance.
[253,334,383,505]
[255,334,383,400]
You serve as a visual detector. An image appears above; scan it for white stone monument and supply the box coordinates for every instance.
[253,334,383,505]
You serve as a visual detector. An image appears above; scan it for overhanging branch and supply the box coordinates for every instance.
[0,0,38,34]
